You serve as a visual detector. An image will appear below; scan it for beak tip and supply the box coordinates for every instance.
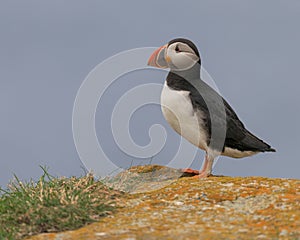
[147,53,158,67]
[147,45,168,68]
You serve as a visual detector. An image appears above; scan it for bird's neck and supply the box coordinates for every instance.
[166,64,201,91]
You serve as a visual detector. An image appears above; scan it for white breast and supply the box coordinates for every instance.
[160,82,208,151]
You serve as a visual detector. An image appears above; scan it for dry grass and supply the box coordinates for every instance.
[0,167,122,239]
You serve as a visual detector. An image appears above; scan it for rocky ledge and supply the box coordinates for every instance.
[28,165,300,240]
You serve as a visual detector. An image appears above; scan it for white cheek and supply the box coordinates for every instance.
[167,51,199,71]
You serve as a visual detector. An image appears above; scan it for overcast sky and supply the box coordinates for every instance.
[1,1,299,187]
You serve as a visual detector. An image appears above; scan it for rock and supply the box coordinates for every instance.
[26,165,300,240]
[102,164,195,193]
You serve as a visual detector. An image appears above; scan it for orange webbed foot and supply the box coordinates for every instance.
[181,168,211,178]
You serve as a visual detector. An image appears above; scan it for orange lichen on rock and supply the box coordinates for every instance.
[27,165,300,240]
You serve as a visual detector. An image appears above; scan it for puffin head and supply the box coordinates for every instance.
[148,38,201,71]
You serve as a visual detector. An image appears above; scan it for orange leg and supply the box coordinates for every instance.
[181,153,214,178]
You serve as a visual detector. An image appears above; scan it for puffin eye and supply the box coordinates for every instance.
[175,45,181,53]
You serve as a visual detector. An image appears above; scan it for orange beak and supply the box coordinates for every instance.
[147,44,168,68]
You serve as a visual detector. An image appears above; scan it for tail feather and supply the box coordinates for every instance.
[265,147,276,152]
[242,130,276,153]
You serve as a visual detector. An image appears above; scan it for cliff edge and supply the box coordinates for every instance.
[27,165,300,240]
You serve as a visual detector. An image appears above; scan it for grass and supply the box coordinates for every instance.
[0,167,122,239]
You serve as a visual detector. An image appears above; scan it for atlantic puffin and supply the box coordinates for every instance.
[147,38,275,177]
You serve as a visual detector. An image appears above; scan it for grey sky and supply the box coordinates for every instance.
[1,1,299,187]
